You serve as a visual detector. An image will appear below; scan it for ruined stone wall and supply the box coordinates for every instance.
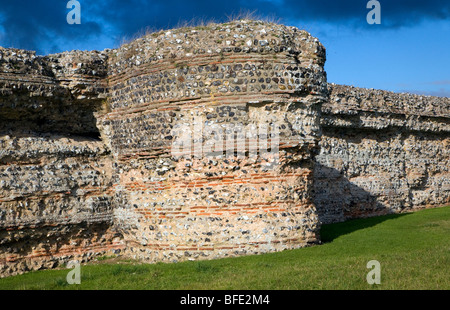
[0,48,123,277]
[0,20,448,278]
[100,20,327,262]
[315,84,450,223]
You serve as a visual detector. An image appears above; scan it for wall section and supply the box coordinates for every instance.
[100,20,328,262]
[315,84,450,224]
[0,48,124,277]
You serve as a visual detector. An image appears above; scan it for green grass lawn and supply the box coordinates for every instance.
[0,206,449,290]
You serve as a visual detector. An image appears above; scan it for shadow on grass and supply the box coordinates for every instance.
[313,159,416,244]
[319,212,409,243]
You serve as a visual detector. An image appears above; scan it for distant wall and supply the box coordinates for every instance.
[315,84,450,224]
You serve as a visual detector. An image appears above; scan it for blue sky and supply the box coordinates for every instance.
[0,0,449,97]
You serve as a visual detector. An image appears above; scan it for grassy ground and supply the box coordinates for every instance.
[0,206,448,290]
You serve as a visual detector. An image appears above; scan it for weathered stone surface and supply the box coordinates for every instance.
[0,48,122,278]
[315,84,450,223]
[103,20,327,262]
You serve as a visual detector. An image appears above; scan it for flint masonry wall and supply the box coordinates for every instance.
[101,20,327,262]
[0,48,123,277]
[0,20,448,277]
[315,84,450,223]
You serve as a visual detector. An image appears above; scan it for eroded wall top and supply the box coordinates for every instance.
[323,83,450,133]
[106,20,327,112]
[0,47,108,136]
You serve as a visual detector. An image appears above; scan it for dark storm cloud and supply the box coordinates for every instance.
[91,0,450,33]
[279,0,450,26]
[0,1,102,54]
[87,0,450,45]
[0,0,449,54]
[88,0,256,38]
